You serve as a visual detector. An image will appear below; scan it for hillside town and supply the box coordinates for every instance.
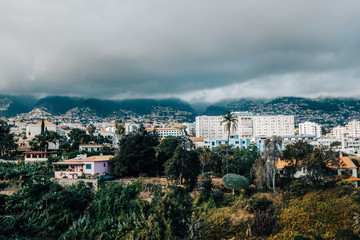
[2,109,360,239]
[3,110,360,161]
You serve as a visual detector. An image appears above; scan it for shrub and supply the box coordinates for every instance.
[288,179,308,198]
[275,191,357,239]
[335,229,360,240]
[247,211,276,237]
[246,196,273,213]
[204,212,246,240]
[222,174,250,195]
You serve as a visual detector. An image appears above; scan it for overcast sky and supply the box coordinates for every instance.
[1,0,360,103]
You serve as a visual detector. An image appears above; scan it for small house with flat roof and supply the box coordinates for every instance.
[53,154,113,179]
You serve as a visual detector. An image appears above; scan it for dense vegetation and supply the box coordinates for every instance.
[2,118,360,239]
[2,132,360,239]
[1,159,360,239]
[0,120,17,159]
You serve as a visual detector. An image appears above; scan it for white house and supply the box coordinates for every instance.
[26,120,58,138]
[79,144,109,152]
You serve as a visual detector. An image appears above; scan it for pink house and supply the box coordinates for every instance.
[54,155,113,179]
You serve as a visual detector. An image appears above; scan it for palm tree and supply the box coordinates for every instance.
[198,147,212,177]
[176,125,188,136]
[221,111,238,174]
[30,130,62,152]
[262,136,282,193]
[87,124,96,136]
[115,118,126,142]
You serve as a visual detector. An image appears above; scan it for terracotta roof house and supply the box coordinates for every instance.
[53,155,113,179]
[276,156,359,186]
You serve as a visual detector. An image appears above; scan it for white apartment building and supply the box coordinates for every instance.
[331,121,360,139]
[347,121,360,138]
[232,112,257,138]
[196,113,294,139]
[299,121,322,137]
[145,128,185,138]
[331,125,348,138]
[125,123,140,133]
[252,115,295,137]
[195,115,225,139]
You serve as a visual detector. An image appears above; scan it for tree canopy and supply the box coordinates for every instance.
[110,125,159,177]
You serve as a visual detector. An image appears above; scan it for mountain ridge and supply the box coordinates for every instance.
[2,95,360,129]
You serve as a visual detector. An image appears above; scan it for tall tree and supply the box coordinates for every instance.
[221,111,238,174]
[176,125,188,136]
[110,125,159,177]
[0,120,17,157]
[302,148,338,186]
[164,146,200,189]
[30,130,62,152]
[86,124,96,136]
[262,136,282,192]
[115,118,125,141]
[282,141,314,178]
[197,147,212,177]
[68,128,91,151]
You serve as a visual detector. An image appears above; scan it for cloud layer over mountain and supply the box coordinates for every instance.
[1,0,360,102]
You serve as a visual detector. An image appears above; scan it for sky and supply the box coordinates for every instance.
[1,0,360,103]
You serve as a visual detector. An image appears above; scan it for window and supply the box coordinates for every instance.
[86,164,92,170]
[104,163,106,167]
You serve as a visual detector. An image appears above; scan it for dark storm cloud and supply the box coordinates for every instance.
[1,0,360,102]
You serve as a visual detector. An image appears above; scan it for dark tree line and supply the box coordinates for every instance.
[0,120,17,158]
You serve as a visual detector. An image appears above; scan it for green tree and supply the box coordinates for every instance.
[164,146,200,189]
[330,141,341,149]
[211,144,230,176]
[282,141,314,179]
[221,111,238,174]
[302,148,337,186]
[110,125,159,177]
[0,120,17,157]
[30,130,62,151]
[222,173,249,195]
[197,146,212,177]
[232,145,260,179]
[86,124,96,136]
[68,128,91,151]
[155,136,183,175]
[115,118,125,141]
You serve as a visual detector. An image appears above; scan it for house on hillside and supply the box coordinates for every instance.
[190,137,206,148]
[79,144,109,152]
[26,120,58,138]
[277,156,359,186]
[53,154,113,179]
[98,129,118,147]
[25,121,60,150]
[24,151,48,163]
